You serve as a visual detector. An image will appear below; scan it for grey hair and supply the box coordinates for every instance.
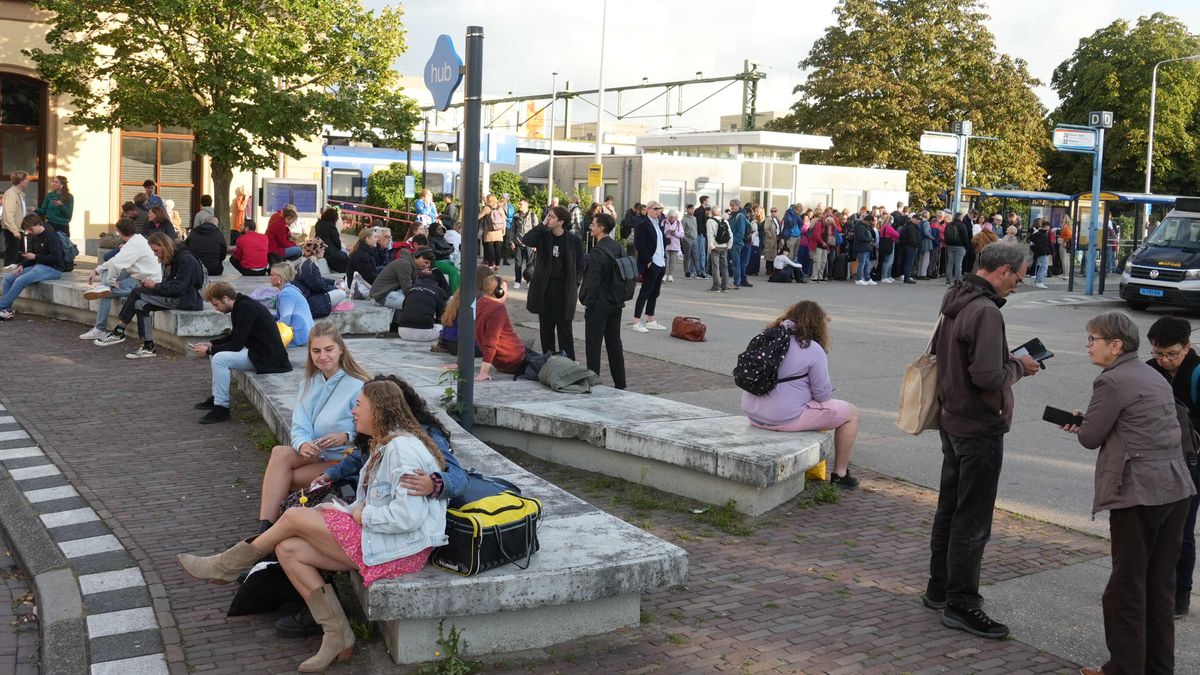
[1086,311,1139,354]
[729,199,741,207]
[667,209,679,218]
[976,241,1031,273]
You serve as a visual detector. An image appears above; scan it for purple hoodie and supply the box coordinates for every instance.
[741,320,833,425]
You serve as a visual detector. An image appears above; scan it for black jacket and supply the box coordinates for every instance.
[899,221,920,247]
[522,224,583,320]
[185,221,227,276]
[346,244,378,286]
[619,209,640,240]
[314,218,348,273]
[1148,349,1200,429]
[694,205,708,237]
[211,294,293,374]
[853,221,875,256]
[154,249,205,310]
[944,218,969,247]
[1029,230,1053,257]
[633,215,663,274]
[579,236,626,311]
[22,228,66,271]
[294,259,337,318]
[398,277,449,329]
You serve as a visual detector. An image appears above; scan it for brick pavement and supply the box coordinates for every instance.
[1,533,39,674]
[0,314,1109,674]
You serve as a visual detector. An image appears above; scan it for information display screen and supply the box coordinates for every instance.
[262,180,320,216]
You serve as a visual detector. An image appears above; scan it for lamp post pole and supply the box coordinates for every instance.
[548,71,557,206]
[593,0,607,207]
[1144,55,1200,195]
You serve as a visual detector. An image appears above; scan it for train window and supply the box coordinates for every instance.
[330,169,363,201]
[423,173,444,195]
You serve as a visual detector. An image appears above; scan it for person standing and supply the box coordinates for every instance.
[728,200,752,288]
[1057,216,1073,279]
[878,215,898,283]
[810,215,830,283]
[853,214,877,285]
[943,212,969,285]
[631,201,668,332]
[925,241,1040,640]
[764,206,781,272]
[522,205,583,358]
[414,188,438,228]
[662,209,684,282]
[511,199,537,290]
[681,204,699,279]
[2,171,30,268]
[231,186,248,243]
[1064,313,1194,675]
[706,209,731,293]
[694,196,710,277]
[481,194,505,269]
[35,175,73,237]
[1029,220,1053,289]
[140,179,165,214]
[578,213,627,389]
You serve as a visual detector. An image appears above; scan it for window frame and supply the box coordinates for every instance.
[119,125,199,217]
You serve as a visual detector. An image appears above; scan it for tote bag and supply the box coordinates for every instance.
[896,315,943,435]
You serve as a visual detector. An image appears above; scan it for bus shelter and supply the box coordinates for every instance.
[956,187,1074,225]
[1068,191,1189,294]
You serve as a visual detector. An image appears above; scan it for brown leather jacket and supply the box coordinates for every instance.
[1076,352,1196,515]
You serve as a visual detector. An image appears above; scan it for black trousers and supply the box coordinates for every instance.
[2,230,20,266]
[1176,460,1200,592]
[1104,498,1189,675]
[230,259,268,276]
[634,264,665,319]
[927,430,1004,608]
[584,305,625,389]
[482,241,502,267]
[538,285,575,360]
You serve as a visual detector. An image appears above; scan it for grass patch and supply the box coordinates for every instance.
[668,610,684,622]
[640,610,657,624]
[693,499,753,536]
[811,482,841,504]
[416,620,482,675]
[666,633,690,645]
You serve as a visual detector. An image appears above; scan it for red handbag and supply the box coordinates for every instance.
[670,316,707,342]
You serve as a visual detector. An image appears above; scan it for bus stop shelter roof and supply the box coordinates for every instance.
[958,187,1073,202]
[1069,191,1188,206]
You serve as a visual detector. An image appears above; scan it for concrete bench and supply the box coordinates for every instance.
[469,382,832,517]
[0,269,390,351]
[233,339,688,664]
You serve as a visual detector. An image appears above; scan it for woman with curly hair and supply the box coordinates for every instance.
[740,300,861,488]
[177,379,449,671]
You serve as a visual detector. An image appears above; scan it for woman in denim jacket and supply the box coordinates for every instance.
[178,379,449,672]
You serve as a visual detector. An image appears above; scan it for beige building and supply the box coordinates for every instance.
[0,2,323,248]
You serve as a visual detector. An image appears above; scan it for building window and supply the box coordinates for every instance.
[0,75,46,202]
[329,169,363,202]
[120,126,197,218]
[657,180,684,213]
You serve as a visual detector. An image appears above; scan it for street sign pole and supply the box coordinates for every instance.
[1084,127,1106,296]
[457,26,484,430]
[951,120,972,216]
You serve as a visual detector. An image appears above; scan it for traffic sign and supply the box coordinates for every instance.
[404,175,415,199]
[587,163,603,188]
[1053,126,1097,153]
[919,132,958,157]
[424,34,463,112]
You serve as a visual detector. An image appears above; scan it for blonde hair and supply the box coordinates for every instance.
[271,262,296,282]
[303,322,371,388]
[442,265,494,326]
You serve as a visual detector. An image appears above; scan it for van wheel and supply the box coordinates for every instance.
[1126,301,1149,312]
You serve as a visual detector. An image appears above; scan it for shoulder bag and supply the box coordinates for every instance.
[896,314,943,435]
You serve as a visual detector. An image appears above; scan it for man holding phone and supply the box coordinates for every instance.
[924,241,1040,640]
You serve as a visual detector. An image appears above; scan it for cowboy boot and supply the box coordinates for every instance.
[176,539,265,585]
[297,584,355,672]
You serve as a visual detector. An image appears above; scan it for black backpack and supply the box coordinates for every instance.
[588,245,635,303]
[733,326,805,396]
[56,231,78,272]
[944,222,962,247]
[714,220,731,245]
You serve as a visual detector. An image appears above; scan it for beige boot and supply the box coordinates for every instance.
[176,539,265,585]
[297,584,355,672]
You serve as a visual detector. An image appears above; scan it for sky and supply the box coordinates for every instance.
[385,0,1200,133]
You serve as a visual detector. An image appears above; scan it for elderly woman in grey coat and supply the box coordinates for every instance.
[1063,311,1196,675]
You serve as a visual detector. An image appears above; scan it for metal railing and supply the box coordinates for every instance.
[327,199,417,235]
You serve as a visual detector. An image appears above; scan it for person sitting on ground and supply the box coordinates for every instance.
[428,222,459,292]
[345,227,380,294]
[474,271,526,381]
[768,242,807,283]
[266,206,301,262]
[396,273,448,342]
[272,373,469,639]
[435,265,494,356]
[177,379,449,672]
[79,218,163,340]
[191,281,293,424]
[185,215,228,276]
[229,219,268,276]
[144,205,178,240]
[93,232,205,358]
[312,208,348,274]
[269,262,314,348]
[369,245,434,320]
[741,299,861,488]
[0,215,66,321]
[294,239,348,319]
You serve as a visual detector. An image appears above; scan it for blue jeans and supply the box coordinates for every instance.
[881,250,895,279]
[283,245,301,260]
[94,270,139,328]
[103,247,119,262]
[903,245,918,280]
[1177,460,1200,593]
[695,234,707,274]
[0,264,62,310]
[856,251,872,281]
[1034,255,1050,285]
[731,245,748,285]
[211,348,254,407]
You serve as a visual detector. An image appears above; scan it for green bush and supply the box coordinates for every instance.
[366,163,423,210]
[488,170,524,202]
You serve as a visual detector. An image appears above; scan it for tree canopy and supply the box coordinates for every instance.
[27,0,422,232]
[766,0,1049,207]
[1045,13,1200,196]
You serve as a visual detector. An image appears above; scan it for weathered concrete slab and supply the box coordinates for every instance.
[485,393,722,446]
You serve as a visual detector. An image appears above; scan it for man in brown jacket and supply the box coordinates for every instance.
[923,241,1040,640]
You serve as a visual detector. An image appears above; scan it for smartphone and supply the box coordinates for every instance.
[1043,406,1083,426]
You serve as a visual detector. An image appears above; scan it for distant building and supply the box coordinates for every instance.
[718,111,787,132]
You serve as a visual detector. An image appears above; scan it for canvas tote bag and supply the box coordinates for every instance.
[896,315,944,435]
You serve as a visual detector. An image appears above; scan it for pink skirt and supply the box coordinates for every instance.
[323,509,431,587]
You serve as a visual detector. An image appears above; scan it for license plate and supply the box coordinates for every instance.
[1139,288,1165,298]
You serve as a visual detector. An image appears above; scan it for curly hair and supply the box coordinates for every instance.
[769,300,829,352]
[362,380,445,468]
[369,374,450,440]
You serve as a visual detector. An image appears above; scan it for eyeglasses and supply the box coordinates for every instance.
[1087,335,1113,346]
[1152,348,1185,360]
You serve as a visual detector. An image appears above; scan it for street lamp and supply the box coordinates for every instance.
[1144,54,1200,194]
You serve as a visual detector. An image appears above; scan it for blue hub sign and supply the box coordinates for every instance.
[424,34,463,112]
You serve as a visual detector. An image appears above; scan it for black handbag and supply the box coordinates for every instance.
[431,491,542,576]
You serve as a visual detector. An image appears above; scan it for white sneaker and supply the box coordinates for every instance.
[2,264,16,273]
[93,331,126,346]
[0,309,13,320]
[82,285,113,300]
[644,320,667,330]
[79,327,106,340]
[867,279,878,285]
[513,282,521,289]
[1035,282,1048,289]
[630,322,649,333]
[855,280,866,285]
[882,278,894,283]
[667,275,674,283]
[126,346,157,359]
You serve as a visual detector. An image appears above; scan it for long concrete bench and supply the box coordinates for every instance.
[233,339,688,664]
[1,269,390,351]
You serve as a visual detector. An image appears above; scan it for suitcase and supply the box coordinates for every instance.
[831,253,848,281]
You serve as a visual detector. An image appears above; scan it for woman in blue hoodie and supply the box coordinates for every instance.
[270,262,315,347]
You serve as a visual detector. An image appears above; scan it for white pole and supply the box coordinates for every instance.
[593,0,607,207]
[1144,62,1161,196]
[548,71,557,206]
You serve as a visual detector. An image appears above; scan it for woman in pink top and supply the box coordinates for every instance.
[740,300,861,488]
[662,210,684,282]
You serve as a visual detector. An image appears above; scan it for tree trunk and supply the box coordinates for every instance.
[210,159,233,240]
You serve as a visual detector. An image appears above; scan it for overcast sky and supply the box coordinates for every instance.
[386,0,1199,132]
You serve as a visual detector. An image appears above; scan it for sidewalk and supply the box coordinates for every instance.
[0,315,1108,673]
[1,533,39,674]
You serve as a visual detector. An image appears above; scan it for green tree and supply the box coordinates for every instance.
[488,171,525,203]
[1045,13,1200,195]
[766,0,1049,206]
[27,0,421,235]
[366,163,422,211]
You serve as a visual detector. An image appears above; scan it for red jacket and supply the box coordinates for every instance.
[231,231,269,269]
[475,296,525,374]
[265,210,295,257]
